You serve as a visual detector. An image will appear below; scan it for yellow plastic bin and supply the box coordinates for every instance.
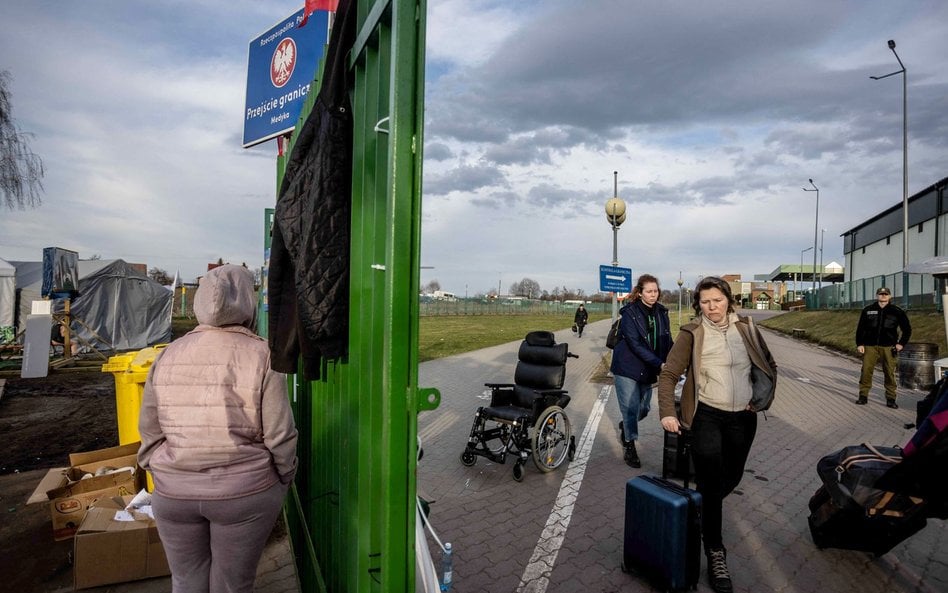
[102,344,167,491]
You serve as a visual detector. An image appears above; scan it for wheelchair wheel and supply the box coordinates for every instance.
[460,450,476,467]
[512,461,524,482]
[532,406,571,472]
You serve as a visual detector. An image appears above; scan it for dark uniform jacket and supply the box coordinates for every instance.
[855,302,912,348]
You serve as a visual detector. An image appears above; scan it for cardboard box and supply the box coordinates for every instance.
[73,495,170,590]
[26,442,144,540]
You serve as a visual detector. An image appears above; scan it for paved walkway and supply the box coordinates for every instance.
[417,316,948,593]
[24,315,945,592]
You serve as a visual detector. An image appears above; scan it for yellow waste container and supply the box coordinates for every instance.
[102,345,167,445]
[102,345,167,491]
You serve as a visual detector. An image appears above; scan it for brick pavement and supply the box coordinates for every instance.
[418,316,948,593]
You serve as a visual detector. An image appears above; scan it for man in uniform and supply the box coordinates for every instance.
[855,287,912,408]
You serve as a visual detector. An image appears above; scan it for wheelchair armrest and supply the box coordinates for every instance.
[534,390,570,412]
[535,389,567,398]
[485,384,515,407]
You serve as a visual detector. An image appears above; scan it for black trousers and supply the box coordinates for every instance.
[691,403,757,550]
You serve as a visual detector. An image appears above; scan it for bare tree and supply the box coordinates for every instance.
[1,71,44,210]
[515,278,541,299]
[149,267,174,285]
[423,279,441,294]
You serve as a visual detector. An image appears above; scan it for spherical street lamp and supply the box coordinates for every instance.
[677,271,684,327]
[605,171,627,320]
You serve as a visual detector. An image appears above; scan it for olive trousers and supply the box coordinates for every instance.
[859,345,898,401]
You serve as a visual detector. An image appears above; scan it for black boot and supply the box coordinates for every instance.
[706,547,733,593]
[624,442,641,468]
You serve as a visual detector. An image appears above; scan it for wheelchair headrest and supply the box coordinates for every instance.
[518,340,569,366]
[524,331,556,347]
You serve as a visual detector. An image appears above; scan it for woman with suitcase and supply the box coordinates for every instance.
[657,276,776,593]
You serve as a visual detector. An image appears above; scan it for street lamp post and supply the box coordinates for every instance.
[819,228,825,290]
[801,247,813,302]
[871,39,908,304]
[604,171,627,321]
[869,39,909,268]
[803,179,819,306]
[677,271,684,328]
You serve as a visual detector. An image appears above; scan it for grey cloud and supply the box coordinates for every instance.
[425,0,948,154]
[483,138,553,166]
[424,163,508,196]
[525,184,586,208]
[471,191,519,208]
[425,142,455,161]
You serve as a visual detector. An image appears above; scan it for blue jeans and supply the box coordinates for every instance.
[614,375,652,442]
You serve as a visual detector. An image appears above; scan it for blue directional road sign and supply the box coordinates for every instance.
[600,265,632,292]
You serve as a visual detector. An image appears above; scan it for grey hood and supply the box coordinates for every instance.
[194,265,256,329]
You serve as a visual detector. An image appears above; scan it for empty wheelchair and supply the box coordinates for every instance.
[459,331,578,481]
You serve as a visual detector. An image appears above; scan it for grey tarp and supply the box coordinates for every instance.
[0,257,14,343]
[11,259,171,351]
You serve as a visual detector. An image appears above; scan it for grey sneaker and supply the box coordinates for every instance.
[706,547,733,593]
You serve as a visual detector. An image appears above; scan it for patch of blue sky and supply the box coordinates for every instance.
[424,59,454,84]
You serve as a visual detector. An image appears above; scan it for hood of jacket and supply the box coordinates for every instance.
[195,264,257,329]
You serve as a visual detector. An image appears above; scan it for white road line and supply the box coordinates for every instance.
[516,385,611,593]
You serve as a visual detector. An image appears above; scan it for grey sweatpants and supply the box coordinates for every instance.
[152,481,289,593]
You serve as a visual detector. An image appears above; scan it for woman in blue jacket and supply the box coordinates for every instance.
[610,274,673,467]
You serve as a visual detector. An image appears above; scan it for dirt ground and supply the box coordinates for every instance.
[0,367,124,592]
[0,320,199,592]
[1,370,118,475]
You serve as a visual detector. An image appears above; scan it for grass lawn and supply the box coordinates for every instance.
[419,313,610,362]
[176,305,948,365]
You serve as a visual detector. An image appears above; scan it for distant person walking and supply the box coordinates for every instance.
[610,274,673,467]
[138,265,298,593]
[658,276,776,593]
[855,286,912,408]
[573,304,589,337]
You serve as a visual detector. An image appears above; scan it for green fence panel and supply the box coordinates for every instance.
[810,271,943,311]
[276,1,429,591]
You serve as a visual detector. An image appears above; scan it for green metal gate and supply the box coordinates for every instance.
[276,1,430,591]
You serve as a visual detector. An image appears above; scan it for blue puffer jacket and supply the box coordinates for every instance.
[610,300,673,383]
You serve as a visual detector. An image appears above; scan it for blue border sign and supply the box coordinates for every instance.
[600,265,632,292]
[243,9,328,148]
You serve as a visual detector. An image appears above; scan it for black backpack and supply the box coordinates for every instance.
[606,317,621,349]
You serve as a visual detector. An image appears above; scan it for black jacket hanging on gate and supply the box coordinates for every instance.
[269,0,358,379]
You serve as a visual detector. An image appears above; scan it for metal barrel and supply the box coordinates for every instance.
[898,343,939,390]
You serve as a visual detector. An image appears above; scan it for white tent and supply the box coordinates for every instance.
[12,259,172,351]
[0,257,14,343]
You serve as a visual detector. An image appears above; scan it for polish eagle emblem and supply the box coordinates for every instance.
[270,38,297,88]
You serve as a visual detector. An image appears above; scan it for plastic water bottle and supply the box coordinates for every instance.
[440,542,453,591]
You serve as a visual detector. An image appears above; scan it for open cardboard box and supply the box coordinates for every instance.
[26,442,144,540]
[73,494,170,589]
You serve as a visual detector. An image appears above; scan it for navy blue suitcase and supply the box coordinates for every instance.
[623,475,702,591]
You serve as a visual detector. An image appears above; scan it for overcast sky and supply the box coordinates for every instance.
[2,1,947,297]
